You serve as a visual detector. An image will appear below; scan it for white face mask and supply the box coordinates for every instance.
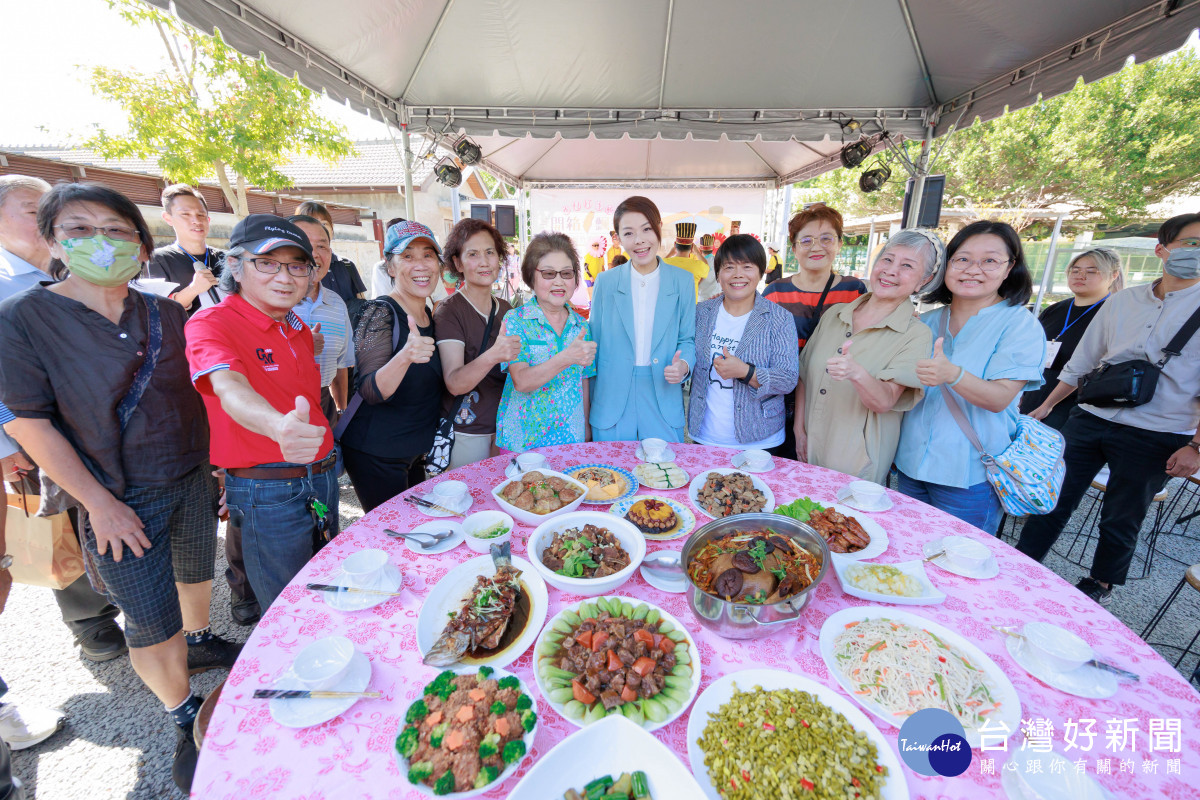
[1164,248,1200,280]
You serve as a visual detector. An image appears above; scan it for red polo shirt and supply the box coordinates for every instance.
[185,293,334,468]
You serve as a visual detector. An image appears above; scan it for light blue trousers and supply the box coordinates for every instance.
[592,366,685,443]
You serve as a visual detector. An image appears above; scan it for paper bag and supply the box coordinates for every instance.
[5,489,85,589]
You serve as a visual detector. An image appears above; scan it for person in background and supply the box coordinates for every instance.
[795,229,941,483]
[1,470,29,800]
[295,200,367,310]
[339,221,441,512]
[371,217,407,299]
[289,215,356,428]
[894,220,1045,535]
[1,183,238,792]
[147,184,224,315]
[696,233,720,301]
[1021,248,1123,430]
[583,236,607,299]
[765,243,783,284]
[0,175,126,667]
[435,219,521,468]
[496,233,596,450]
[590,196,696,442]
[1019,213,1200,606]
[688,235,798,450]
[664,222,709,300]
[605,230,622,268]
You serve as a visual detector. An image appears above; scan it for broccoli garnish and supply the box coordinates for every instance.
[520,708,537,732]
[497,675,520,691]
[478,665,494,679]
[395,726,419,758]
[433,769,456,795]
[488,700,505,715]
[405,699,429,724]
[515,693,533,711]
[407,761,433,784]
[502,738,526,765]
[429,721,449,749]
[424,670,455,697]
[478,732,501,759]
[473,765,500,789]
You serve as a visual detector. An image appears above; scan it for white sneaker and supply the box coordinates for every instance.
[0,702,65,750]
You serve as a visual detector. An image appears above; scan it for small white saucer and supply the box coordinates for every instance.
[269,648,372,728]
[636,444,677,464]
[324,564,404,612]
[835,485,893,512]
[1005,636,1118,699]
[640,561,688,594]
[731,452,775,473]
[417,492,472,517]
[404,521,465,555]
[922,538,1000,579]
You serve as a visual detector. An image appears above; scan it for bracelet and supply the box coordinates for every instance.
[948,367,966,387]
[740,363,757,385]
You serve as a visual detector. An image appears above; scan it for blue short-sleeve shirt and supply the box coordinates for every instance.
[894,301,1046,488]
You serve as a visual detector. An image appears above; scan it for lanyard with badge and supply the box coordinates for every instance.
[182,246,222,307]
[1044,295,1107,368]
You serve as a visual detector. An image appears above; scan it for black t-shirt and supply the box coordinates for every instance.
[1020,296,1108,419]
[147,243,225,316]
[322,253,367,304]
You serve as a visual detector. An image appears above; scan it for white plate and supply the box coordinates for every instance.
[324,564,405,612]
[922,538,1000,579]
[831,557,946,606]
[417,491,473,518]
[507,715,705,800]
[836,485,894,512]
[636,444,677,463]
[404,521,465,556]
[1005,636,1118,700]
[632,461,690,491]
[397,666,538,799]
[608,495,696,540]
[268,649,372,728]
[730,451,776,473]
[819,606,1021,748]
[824,503,889,560]
[686,668,909,800]
[640,562,688,594]
[688,469,775,519]
[567,463,639,505]
[416,554,548,669]
[532,595,701,732]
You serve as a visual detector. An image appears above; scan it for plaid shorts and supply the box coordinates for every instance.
[81,465,218,647]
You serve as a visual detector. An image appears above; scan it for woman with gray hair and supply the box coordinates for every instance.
[1023,247,1123,429]
[793,228,942,483]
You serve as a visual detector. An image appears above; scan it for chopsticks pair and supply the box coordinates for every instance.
[403,494,462,516]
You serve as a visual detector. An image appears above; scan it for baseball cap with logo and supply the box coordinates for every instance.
[384,220,442,257]
[229,214,313,260]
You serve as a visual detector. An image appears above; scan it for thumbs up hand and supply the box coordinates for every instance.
[663,348,689,384]
[916,336,960,387]
[311,321,325,356]
[487,314,523,364]
[562,329,597,367]
[824,339,863,382]
[274,395,327,463]
[713,345,748,382]
[397,313,436,366]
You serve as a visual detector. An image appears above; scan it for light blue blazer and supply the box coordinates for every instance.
[588,259,697,431]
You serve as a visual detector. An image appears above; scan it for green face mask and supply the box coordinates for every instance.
[59,235,143,287]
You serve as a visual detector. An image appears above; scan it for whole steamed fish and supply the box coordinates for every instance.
[423,542,523,667]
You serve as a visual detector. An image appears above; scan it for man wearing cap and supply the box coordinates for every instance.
[664,222,707,301]
[765,243,784,284]
[185,214,339,611]
[605,230,623,268]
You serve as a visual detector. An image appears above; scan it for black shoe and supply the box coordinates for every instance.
[187,635,243,675]
[76,623,128,662]
[172,726,198,794]
[230,597,261,627]
[1075,577,1113,606]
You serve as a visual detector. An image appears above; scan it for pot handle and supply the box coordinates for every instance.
[748,592,812,626]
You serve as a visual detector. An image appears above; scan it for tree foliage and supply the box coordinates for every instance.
[801,49,1200,227]
[86,0,355,217]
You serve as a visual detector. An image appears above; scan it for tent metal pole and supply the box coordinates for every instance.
[401,119,417,222]
[905,124,933,228]
[451,186,461,224]
[1035,213,1067,311]
[780,184,793,247]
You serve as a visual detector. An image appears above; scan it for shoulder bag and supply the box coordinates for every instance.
[425,299,498,476]
[333,298,402,440]
[1075,302,1200,408]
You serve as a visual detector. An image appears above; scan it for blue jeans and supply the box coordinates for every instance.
[224,453,340,611]
[896,470,1003,535]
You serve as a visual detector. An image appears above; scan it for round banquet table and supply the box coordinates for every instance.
[191,442,1200,799]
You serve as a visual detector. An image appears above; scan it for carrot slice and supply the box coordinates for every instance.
[575,630,593,649]
[494,717,510,737]
[620,685,638,703]
[468,688,486,702]
[444,729,465,751]
[633,629,654,648]
[592,631,610,652]
[455,705,475,723]
[426,710,443,727]
[632,657,656,676]
[572,679,596,706]
[607,650,623,671]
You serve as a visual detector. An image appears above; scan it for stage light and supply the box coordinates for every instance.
[840,117,862,135]
[453,136,482,166]
[859,162,892,193]
[434,157,462,187]
[840,140,871,169]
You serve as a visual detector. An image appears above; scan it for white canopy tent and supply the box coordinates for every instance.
[146,0,1200,239]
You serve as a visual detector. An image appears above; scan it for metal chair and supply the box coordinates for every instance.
[1139,564,1200,686]
[1052,466,1168,580]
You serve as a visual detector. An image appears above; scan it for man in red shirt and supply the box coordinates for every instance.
[185,215,339,611]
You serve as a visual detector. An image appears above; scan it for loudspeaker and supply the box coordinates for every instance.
[494,205,516,237]
[901,175,945,228]
[469,204,492,223]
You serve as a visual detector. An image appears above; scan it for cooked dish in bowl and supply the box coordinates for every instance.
[686,531,821,604]
[498,471,583,514]
[696,472,766,517]
[571,466,628,502]
[540,525,631,579]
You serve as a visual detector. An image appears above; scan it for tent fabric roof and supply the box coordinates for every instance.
[148,0,1200,185]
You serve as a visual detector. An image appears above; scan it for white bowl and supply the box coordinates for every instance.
[527,511,646,596]
[292,636,356,690]
[341,548,389,586]
[1023,621,1093,673]
[942,535,991,570]
[461,510,515,553]
[491,468,589,527]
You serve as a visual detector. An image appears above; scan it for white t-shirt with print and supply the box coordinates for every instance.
[694,304,782,448]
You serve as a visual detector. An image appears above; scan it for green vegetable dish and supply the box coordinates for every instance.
[697,685,889,800]
[773,496,825,522]
[536,597,695,729]
[395,667,535,795]
[471,521,511,540]
[564,771,652,800]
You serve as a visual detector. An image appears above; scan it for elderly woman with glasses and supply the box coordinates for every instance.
[893,220,1047,534]
[1022,248,1123,430]
[793,229,941,484]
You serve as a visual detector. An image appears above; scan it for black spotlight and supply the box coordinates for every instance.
[434,157,462,188]
[859,162,892,193]
[453,135,482,166]
[840,140,872,169]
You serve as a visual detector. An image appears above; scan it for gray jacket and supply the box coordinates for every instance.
[688,293,799,444]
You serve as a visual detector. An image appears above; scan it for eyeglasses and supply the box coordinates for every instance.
[537,268,576,281]
[1170,238,1200,248]
[948,255,1011,274]
[55,223,138,242]
[247,257,313,277]
[796,234,839,249]
[1067,266,1102,277]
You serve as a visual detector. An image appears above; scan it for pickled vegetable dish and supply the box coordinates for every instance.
[687,532,821,604]
[564,771,652,800]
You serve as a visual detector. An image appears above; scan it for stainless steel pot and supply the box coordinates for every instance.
[681,513,830,640]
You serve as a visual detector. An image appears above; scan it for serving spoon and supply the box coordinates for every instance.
[385,528,454,549]
[641,553,683,575]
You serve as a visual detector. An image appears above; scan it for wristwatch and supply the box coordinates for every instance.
[0,554,12,571]
[739,363,757,385]
[1187,441,1200,453]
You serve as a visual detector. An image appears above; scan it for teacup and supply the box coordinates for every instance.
[515,452,548,472]
[641,437,668,462]
[741,449,772,470]
[341,548,389,587]
[941,536,991,570]
[433,480,469,508]
[848,480,885,508]
[1023,621,1093,673]
[293,636,356,690]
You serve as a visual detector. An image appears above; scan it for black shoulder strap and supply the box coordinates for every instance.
[1160,301,1200,365]
[813,273,837,318]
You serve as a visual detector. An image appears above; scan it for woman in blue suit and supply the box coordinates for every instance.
[589,196,696,442]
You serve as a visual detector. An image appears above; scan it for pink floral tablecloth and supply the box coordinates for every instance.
[192,442,1200,799]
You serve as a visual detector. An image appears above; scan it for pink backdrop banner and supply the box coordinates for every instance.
[191,442,1200,799]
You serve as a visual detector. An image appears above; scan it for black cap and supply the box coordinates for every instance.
[229,214,313,259]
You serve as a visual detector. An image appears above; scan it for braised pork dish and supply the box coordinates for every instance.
[498,471,583,514]
[695,472,767,518]
[540,525,631,579]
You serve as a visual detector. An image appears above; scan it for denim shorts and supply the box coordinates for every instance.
[80,465,219,648]
[224,451,341,612]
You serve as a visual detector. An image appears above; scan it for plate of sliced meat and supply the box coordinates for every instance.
[807,504,888,560]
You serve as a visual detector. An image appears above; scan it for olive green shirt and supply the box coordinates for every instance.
[798,294,931,484]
